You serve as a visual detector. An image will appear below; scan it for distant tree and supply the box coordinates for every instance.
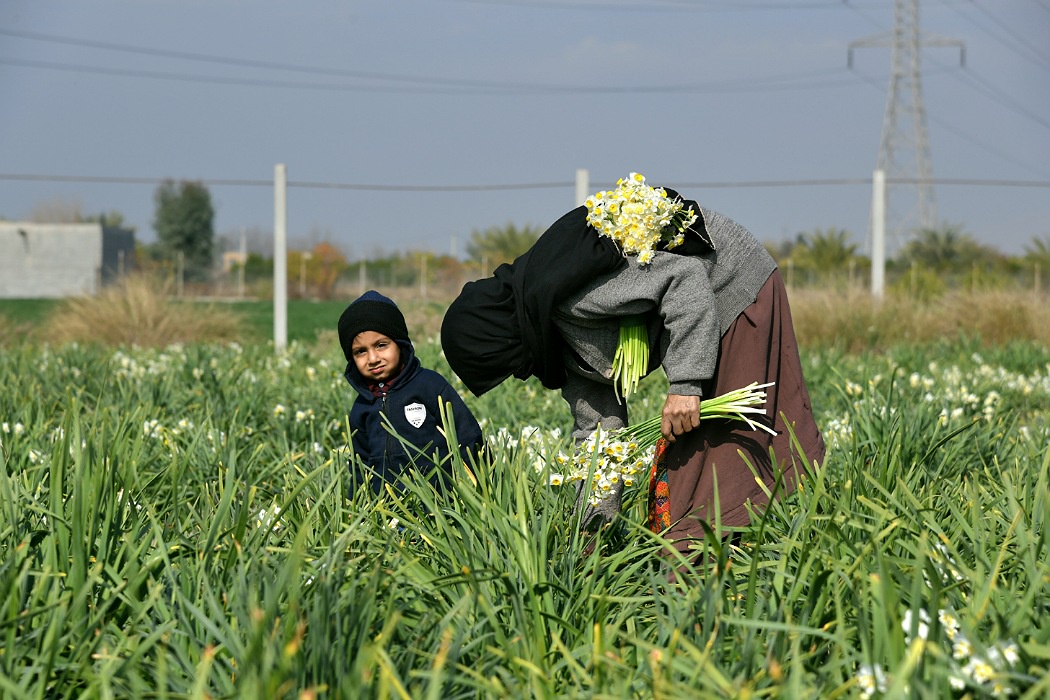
[88,210,135,232]
[898,224,997,272]
[465,222,542,270]
[29,197,86,223]
[792,227,859,272]
[153,180,215,282]
[302,242,348,300]
[1023,234,1050,269]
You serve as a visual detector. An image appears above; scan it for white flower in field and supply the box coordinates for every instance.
[144,420,163,439]
[855,663,887,698]
[312,442,324,454]
[29,449,43,464]
[953,637,974,661]
[938,609,961,640]
[984,642,1021,672]
[273,404,287,418]
[295,408,315,423]
[388,517,400,530]
[989,681,1012,697]
[257,505,282,531]
[931,543,966,583]
[998,642,1020,666]
[116,488,142,512]
[962,656,996,684]
[549,473,564,486]
[192,367,204,380]
[845,381,863,397]
[2,422,8,433]
[902,608,931,641]
[177,418,194,431]
[306,366,316,380]
[951,407,965,421]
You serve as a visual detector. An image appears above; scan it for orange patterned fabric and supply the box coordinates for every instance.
[647,437,671,533]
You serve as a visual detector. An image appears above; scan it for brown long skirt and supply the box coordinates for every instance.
[657,269,825,557]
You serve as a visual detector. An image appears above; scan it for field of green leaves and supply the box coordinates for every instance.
[1,331,1049,698]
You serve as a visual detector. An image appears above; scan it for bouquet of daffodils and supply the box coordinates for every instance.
[584,172,698,265]
[585,172,699,399]
[546,382,776,506]
[548,427,654,507]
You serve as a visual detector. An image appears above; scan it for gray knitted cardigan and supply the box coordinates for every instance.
[552,207,777,439]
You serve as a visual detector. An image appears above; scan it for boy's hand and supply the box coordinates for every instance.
[661,394,700,442]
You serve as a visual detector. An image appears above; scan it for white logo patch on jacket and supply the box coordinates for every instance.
[404,402,426,428]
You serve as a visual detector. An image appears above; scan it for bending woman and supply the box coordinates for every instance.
[441,176,825,559]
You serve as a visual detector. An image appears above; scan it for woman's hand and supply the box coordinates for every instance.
[661,393,700,442]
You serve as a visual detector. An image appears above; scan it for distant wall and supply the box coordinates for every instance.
[0,223,135,298]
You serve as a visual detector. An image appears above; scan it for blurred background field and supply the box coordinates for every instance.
[3,277,1050,352]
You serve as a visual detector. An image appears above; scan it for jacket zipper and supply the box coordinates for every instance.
[380,386,392,470]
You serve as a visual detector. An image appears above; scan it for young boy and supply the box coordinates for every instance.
[338,290,483,496]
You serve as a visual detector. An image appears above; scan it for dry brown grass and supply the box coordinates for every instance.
[40,275,245,347]
[789,287,1050,352]
[0,314,35,346]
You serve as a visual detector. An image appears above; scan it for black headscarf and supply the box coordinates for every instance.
[442,206,625,396]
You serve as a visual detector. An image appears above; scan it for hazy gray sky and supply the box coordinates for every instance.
[1,0,1048,258]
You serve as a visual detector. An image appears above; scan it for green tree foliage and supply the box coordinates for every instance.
[465,222,542,270]
[88,210,135,232]
[792,227,860,272]
[898,223,996,272]
[153,179,216,282]
[1024,235,1050,269]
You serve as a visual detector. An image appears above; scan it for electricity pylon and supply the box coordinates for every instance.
[849,0,964,255]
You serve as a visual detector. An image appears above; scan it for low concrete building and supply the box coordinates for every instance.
[0,222,135,298]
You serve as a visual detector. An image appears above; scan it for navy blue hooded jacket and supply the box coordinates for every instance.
[345,339,484,496]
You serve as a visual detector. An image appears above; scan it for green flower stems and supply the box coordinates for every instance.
[616,381,777,450]
[611,316,649,400]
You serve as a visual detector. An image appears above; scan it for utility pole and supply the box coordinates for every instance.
[849,0,963,255]
[238,227,246,299]
[274,164,287,351]
[575,168,589,208]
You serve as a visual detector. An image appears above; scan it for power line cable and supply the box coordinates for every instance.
[0,26,854,93]
[851,67,1050,179]
[0,27,503,88]
[940,0,1050,71]
[440,0,849,10]
[0,55,859,95]
[956,0,1050,71]
[2,172,1047,190]
[943,59,1050,132]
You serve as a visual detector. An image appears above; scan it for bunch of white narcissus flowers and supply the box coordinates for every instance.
[542,427,655,507]
[539,382,776,506]
[584,172,698,265]
[585,172,698,398]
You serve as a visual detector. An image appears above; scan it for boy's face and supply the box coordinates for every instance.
[351,331,402,383]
